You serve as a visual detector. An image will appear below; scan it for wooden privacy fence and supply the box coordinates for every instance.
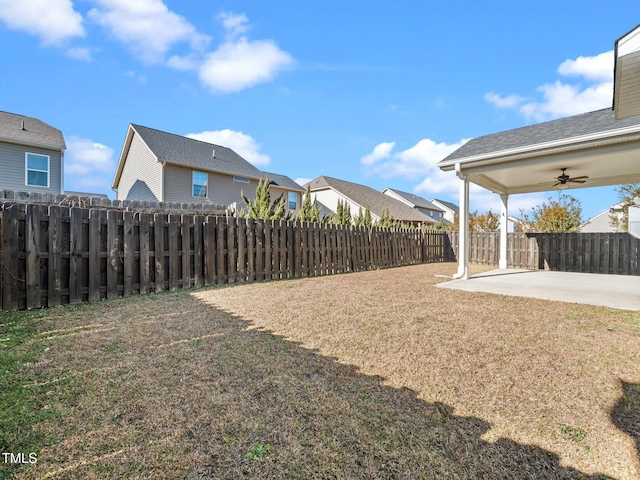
[447,231,640,275]
[0,203,449,311]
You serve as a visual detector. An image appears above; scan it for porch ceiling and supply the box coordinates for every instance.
[439,109,640,195]
[465,138,640,195]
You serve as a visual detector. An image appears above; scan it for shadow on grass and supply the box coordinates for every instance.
[182,295,610,480]
[9,291,627,479]
[612,381,640,467]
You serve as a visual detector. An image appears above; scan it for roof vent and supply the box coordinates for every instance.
[212,148,215,158]
[20,120,25,130]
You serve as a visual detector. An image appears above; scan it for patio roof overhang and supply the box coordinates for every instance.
[438,121,640,195]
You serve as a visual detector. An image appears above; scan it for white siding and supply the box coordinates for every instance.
[0,141,62,193]
[311,188,375,222]
[116,133,162,201]
[582,210,619,233]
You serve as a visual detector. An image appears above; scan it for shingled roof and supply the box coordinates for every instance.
[0,111,65,150]
[306,176,435,223]
[114,124,303,191]
[131,124,263,179]
[261,171,304,192]
[441,108,640,164]
[383,188,444,211]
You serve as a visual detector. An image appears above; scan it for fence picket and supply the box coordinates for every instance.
[6,203,640,312]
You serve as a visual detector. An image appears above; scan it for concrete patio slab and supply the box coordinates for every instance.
[436,269,640,311]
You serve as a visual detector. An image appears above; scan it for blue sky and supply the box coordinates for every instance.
[1,1,639,220]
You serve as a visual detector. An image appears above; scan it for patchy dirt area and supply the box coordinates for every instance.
[6,262,640,479]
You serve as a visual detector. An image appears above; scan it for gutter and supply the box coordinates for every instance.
[439,124,640,171]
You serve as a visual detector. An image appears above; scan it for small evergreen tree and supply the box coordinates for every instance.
[354,205,373,227]
[325,199,352,225]
[297,185,320,223]
[375,209,396,228]
[430,217,448,230]
[241,176,291,220]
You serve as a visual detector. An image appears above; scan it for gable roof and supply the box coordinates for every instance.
[383,188,444,211]
[0,111,65,150]
[131,124,263,178]
[307,176,435,223]
[430,198,459,212]
[440,108,640,165]
[113,124,303,191]
[261,172,304,192]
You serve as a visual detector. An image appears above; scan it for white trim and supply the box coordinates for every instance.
[439,125,640,170]
[192,170,208,198]
[25,152,50,188]
[288,191,297,210]
[233,176,250,183]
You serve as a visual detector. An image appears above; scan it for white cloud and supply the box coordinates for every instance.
[484,92,526,109]
[361,142,395,165]
[66,47,92,61]
[88,0,209,64]
[186,129,270,166]
[65,136,115,192]
[199,37,293,93]
[0,0,84,45]
[485,51,614,121]
[218,11,249,40]
[519,80,613,122]
[294,177,312,187]
[364,137,550,214]
[557,51,613,82]
[365,138,469,179]
[166,54,199,71]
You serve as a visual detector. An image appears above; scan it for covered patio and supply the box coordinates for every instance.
[437,268,640,311]
[435,25,640,310]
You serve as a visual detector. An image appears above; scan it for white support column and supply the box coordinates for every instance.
[453,164,469,279]
[499,193,509,269]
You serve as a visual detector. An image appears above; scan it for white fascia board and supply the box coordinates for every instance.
[617,24,640,57]
[438,125,640,171]
[382,188,414,207]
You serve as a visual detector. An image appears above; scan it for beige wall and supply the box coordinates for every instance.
[116,132,162,201]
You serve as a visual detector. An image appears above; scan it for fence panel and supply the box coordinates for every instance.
[21,201,640,312]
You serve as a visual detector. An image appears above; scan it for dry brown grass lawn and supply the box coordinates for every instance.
[6,262,640,479]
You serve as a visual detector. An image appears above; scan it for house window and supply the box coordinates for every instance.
[233,176,250,183]
[193,171,208,197]
[438,212,442,219]
[429,211,434,217]
[25,153,49,187]
[288,192,297,210]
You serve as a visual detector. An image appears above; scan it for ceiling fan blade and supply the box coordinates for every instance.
[570,176,589,180]
[568,179,586,183]
[552,181,561,187]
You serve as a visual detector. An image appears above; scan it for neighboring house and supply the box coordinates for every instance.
[507,215,520,233]
[429,198,458,223]
[0,111,66,194]
[581,203,623,232]
[305,175,436,225]
[382,188,445,220]
[112,124,304,214]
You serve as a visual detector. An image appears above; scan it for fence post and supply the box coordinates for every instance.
[48,205,62,307]
[25,204,42,309]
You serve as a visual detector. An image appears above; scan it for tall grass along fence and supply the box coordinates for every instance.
[0,203,449,311]
[447,231,640,275]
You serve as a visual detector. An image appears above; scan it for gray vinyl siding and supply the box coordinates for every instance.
[116,133,162,201]
[164,165,251,207]
[0,141,62,193]
[271,187,300,215]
